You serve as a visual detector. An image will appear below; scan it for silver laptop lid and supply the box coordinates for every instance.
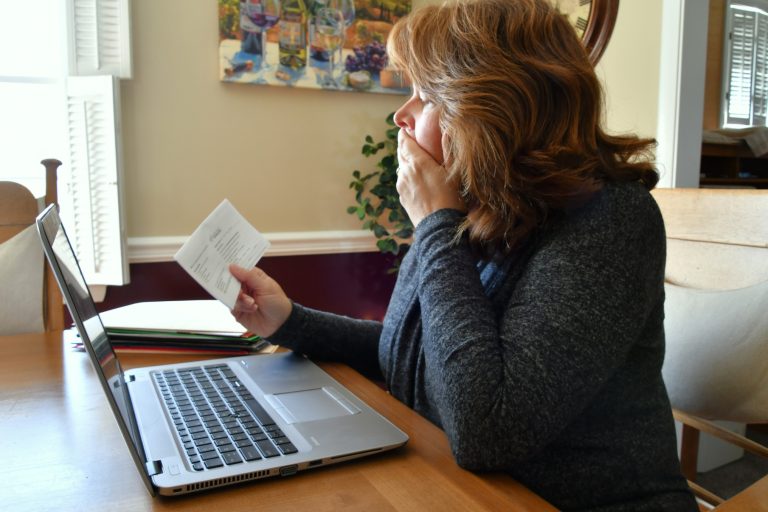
[36,204,156,495]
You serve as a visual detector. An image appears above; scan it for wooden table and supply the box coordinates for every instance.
[0,331,555,512]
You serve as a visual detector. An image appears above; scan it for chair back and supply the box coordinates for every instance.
[0,182,39,243]
[0,159,65,333]
[654,188,768,290]
[652,188,768,424]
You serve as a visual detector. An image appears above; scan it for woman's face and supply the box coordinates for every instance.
[393,88,444,165]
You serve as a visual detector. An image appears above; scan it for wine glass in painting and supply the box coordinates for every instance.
[240,0,281,69]
[327,0,355,30]
[310,0,354,63]
[314,7,345,84]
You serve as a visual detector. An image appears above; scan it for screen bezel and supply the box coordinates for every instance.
[36,204,156,496]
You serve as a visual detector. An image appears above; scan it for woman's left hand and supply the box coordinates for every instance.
[396,130,465,227]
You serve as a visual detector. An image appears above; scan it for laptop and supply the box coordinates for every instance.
[36,204,408,496]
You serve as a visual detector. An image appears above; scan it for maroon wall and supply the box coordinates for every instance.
[96,251,399,322]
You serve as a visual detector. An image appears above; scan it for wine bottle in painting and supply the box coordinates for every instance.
[279,0,309,70]
[240,1,263,56]
[308,0,329,62]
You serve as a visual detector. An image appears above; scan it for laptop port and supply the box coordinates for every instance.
[308,459,322,467]
[279,464,298,476]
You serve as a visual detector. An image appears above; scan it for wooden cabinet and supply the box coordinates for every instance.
[700,142,768,188]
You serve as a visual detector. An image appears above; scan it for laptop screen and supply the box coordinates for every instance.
[36,205,149,472]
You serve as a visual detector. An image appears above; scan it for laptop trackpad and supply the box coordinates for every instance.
[265,387,360,424]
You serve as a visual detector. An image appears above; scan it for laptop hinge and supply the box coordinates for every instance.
[146,460,163,476]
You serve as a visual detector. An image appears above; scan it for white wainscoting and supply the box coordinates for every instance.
[127,230,379,263]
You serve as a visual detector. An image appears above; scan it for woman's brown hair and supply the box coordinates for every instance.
[387,0,658,255]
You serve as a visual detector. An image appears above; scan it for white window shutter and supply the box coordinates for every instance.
[66,0,132,78]
[753,13,768,125]
[62,75,129,286]
[726,8,756,126]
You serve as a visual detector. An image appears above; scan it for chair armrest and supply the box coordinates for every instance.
[674,410,768,459]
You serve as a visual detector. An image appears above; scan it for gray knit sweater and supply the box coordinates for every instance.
[268,182,698,511]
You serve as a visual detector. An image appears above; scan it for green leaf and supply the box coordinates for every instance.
[381,154,396,168]
[372,223,389,238]
[365,135,374,143]
[370,183,391,199]
[346,206,357,214]
[377,238,398,254]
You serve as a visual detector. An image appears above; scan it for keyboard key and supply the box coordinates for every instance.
[256,439,280,458]
[242,398,276,426]
[241,445,262,461]
[195,442,214,453]
[200,449,220,461]
[246,426,264,436]
[235,439,254,449]
[222,451,243,465]
[218,446,237,455]
[278,442,298,455]
[227,426,245,436]
[204,457,224,469]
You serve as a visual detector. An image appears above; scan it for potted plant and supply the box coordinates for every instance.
[347,112,413,272]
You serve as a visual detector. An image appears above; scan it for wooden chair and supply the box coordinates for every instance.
[0,159,65,333]
[651,188,768,509]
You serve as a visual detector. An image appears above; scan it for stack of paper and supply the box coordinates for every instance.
[76,300,275,355]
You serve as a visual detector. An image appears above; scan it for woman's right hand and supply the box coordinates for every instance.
[229,264,292,338]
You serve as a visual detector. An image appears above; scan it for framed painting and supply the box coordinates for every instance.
[218,0,412,94]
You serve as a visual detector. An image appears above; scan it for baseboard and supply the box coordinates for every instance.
[127,230,379,263]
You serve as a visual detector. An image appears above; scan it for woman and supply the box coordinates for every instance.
[230,0,698,509]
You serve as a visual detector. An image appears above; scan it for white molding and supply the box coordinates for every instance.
[655,0,710,188]
[127,230,379,263]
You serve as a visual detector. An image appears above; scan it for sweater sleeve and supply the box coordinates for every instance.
[266,303,385,380]
[414,190,666,469]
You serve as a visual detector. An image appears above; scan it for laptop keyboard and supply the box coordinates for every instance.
[153,364,298,471]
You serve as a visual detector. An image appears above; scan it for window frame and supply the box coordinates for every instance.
[722,0,768,127]
[0,0,132,289]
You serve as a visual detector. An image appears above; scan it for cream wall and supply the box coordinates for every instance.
[121,0,664,238]
[598,0,662,137]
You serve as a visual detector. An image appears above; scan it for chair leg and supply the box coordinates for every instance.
[680,423,700,482]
